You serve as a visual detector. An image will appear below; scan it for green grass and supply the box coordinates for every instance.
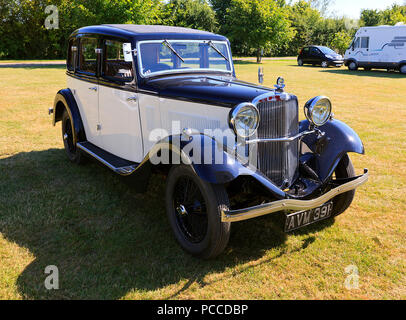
[0,61,405,300]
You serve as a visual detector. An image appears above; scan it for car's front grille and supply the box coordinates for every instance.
[256,97,299,187]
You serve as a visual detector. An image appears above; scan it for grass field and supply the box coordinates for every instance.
[0,61,405,300]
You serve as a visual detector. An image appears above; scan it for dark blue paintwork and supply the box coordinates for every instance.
[53,89,86,142]
[138,75,272,108]
[300,119,365,182]
[70,25,228,42]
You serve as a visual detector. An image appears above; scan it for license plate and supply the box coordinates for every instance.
[284,202,333,232]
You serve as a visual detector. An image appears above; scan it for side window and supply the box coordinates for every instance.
[361,37,369,49]
[310,47,319,55]
[78,37,98,75]
[303,47,310,54]
[103,39,133,81]
[353,37,360,49]
[67,39,76,71]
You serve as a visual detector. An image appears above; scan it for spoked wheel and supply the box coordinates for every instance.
[331,154,356,217]
[173,176,208,244]
[298,59,303,66]
[165,165,231,259]
[321,61,328,68]
[62,109,86,164]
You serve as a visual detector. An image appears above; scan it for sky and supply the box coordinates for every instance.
[295,0,406,19]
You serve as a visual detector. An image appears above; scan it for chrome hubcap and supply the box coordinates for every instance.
[176,205,188,216]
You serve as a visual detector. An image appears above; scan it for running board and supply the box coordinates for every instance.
[77,142,139,176]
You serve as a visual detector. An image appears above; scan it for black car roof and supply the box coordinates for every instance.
[70,25,228,42]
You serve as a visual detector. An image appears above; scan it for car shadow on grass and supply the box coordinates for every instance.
[0,149,332,299]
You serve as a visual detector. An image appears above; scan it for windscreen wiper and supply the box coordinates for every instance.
[207,41,229,62]
[162,40,185,62]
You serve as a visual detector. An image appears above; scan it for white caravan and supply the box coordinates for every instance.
[344,24,406,74]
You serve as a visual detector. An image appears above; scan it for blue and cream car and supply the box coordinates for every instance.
[50,25,368,259]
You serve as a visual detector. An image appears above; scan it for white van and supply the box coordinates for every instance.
[344,24,406,74]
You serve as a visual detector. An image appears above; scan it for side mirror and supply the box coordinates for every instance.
[123,43,133,62]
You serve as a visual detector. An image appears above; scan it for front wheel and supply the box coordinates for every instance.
[331,154,356,217]
[400,65,406,74]
[165,165,231,259]
[321,61,328,68]
[298,59,304,66]
[348,61,358,71]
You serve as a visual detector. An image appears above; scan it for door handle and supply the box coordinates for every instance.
[89,87,97,91]
[127,96,137,103]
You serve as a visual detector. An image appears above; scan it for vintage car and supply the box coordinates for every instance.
[50,25,368,259]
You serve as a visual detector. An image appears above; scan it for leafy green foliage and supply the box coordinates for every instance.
[163,0,218,32]
[330,31,352,55]
[360,5,406,26]
[225,0,294,61]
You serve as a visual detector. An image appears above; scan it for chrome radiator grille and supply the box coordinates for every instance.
[256,97,299,187]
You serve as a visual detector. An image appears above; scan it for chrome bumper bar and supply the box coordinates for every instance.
[221,169,369,223]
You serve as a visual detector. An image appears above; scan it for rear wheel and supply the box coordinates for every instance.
[298,59,304,66]
[348,61,358,71]
[400,65,406,74]
[331,154,356,217]
[165,165,231,259]
[62,109,86,164]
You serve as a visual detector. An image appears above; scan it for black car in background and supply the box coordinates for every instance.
[298,46,344,68]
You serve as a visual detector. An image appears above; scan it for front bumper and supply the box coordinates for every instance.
[330,60,344,66]
[221,169,369,223]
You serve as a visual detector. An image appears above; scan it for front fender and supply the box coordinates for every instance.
[300,119,365,182]
[148,134,286,199]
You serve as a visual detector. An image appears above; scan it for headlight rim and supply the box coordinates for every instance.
[304,95,332,127]
[229,102,260,138]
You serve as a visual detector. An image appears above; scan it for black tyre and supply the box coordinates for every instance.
[165,165,231,259]
[348,61,358,71]
[332,154,356,217]
[62,109,86,164]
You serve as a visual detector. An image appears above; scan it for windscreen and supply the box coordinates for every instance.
[318,46,338,55]
[138,40,233,77]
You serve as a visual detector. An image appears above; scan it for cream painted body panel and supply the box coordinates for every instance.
[98,86,143,162]
[138,94,231,158]
[67,76,100,146]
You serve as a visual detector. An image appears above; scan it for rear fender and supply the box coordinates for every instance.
[53,89,86,143]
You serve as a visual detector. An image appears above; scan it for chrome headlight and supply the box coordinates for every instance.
[229,103,260,138]
[304,96,332,127]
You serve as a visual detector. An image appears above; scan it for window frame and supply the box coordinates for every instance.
[76,35,101,77]
[361,37,370,49]
[136,39,233,78]
[101,36,135,84]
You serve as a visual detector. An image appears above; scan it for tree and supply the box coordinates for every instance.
[164,0,218,32]
[330,31,352,55]
[225,0,294,62]
[360,9,381,26]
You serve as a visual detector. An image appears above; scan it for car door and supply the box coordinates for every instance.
[98,38,144,163]
[309,47,322,64]
[70,36,101,146]
[301,47,310,63]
